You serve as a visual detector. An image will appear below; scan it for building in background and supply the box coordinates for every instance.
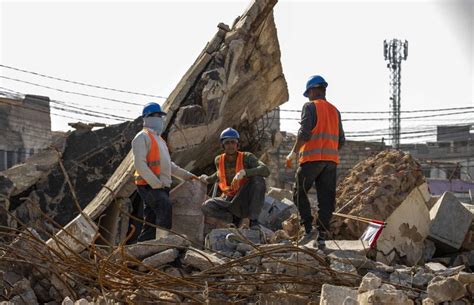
[0,94,52,171]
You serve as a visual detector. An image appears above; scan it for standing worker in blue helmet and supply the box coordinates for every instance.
[199,128,270,228]
[132,102,196,242]
[286,75,345,248]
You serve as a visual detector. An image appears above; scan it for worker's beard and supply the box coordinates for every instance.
[144,117,164,135]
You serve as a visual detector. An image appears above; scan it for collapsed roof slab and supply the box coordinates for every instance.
[162,0,288,172]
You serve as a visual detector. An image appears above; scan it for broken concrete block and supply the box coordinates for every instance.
[329,250,375,269]
[205,228,261,254]
[258,196,297,231]
[427,276,467,303]
[324,240,369,255]
[358,288,413,305]
[141,248,179,268]
[454,272,474,284]
[320,284,358,305]
[170,180,207,246]
[429,192,473,251]
[124,235,189,260]
[266,187,293,202]
[258,292,308,305]
[359,272,382,293]
[376,184,431,266]
[425,262,447,273]
[46,214,98,255]
[182,248,224,271]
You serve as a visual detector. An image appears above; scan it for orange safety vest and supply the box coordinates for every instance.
[134,129,162,185]
[299,99,340,164]
[218,151,247,197]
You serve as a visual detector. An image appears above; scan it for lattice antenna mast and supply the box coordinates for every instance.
[384,39,408,148]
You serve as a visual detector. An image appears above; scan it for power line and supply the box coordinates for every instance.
[280,106,474,114]
[0,75,144,107]
[0,64,167,99]
[280,110,474,121]
[0,86,133,122]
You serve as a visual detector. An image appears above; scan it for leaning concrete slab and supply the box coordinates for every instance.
[376,183,431,266]
[46,214,98,255]
[428,192,473,251]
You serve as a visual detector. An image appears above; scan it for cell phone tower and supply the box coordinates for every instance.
[384,39,408,149]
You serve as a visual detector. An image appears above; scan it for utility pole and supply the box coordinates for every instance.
[384,39,408,149]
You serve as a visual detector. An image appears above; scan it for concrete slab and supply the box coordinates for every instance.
[182,248,224,271]
[376,184,431,266]
[323,240,370,255]
[205,228,262,254]
[320,284,358,305]
[46,214,98,255]
[429,192,473,251]
[170,180,206,246]
[258,196,297,231]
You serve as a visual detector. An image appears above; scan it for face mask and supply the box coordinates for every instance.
[144,116,164,135]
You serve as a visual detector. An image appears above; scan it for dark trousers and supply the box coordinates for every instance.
[201,176,266,224]
[136,185,171,242]
[293,161,337,239]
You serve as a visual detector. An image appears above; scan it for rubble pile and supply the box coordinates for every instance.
[2,223,474,304]
[333,149,425,239]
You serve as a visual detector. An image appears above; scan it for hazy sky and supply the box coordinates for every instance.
[1,0,473,143]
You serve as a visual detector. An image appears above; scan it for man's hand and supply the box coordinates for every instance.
[285,151,297,168]
[231,169,246,190]
[198,174,209,185]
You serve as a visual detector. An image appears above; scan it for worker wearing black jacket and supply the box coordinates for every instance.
[286,75,345,248]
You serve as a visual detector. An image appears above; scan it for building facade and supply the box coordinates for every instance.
[0,95,52,171]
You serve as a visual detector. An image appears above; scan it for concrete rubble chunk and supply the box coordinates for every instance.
[125,235,189,260]
[170,181,207,245]
[324,240,370,255]
[46,213,98,255]
[320,284,358,305]
[258,292,309,305]
[427,276,467,303]
[258,196,297,231]
[141,248,179,268]
[182,248,224,271]
[205,228,262,254]
[375,184,431,266]
[454,272,474,284]
[358,272,382,293]
[428,192,473,251]
[329,250,375,269]
[358,288,413,305]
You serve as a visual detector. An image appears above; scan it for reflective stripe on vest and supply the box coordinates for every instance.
[218,151,247,197]
[134,129,162,185]
[299,99,340,164]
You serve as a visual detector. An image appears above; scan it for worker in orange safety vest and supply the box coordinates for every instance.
[286,75,345,248]
[132,102,196,242]
[199,128,270,228]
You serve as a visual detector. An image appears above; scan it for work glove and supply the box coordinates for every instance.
[231,169,246,190]
[285,151,297,168]
[198,174,209,185]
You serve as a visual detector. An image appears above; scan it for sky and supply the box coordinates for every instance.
[0,0,473,144]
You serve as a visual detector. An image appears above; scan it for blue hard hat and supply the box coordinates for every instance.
[220,128,240,142]
[142,102,167,118]
[303,75,328,97]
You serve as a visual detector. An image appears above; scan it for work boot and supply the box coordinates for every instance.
[316,232,326,249]
[298,228,319,245]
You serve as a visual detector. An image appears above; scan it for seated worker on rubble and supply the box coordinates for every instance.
[132,102,196,242]
[199,128,270,229]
